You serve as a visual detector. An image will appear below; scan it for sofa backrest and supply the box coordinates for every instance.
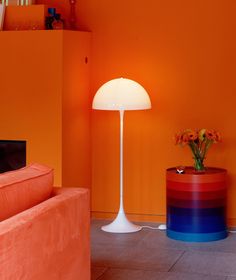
[0,163,53,221]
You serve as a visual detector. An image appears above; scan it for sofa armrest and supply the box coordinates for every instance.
[0,187,90,280]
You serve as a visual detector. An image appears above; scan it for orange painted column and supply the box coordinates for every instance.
[0,30,91,188]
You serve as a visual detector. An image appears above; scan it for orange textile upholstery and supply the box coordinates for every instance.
[0,165,90,280]
[0,163,53,221]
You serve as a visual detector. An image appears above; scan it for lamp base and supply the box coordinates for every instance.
[101,212,142,233]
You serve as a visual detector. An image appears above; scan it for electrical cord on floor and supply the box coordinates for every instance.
[140,226,236,233]
[140,224,167,231]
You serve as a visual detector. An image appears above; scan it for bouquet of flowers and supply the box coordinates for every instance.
[175,129,221,171]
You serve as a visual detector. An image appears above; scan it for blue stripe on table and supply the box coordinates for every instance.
[167,206,226,233]
[167,229,227,242]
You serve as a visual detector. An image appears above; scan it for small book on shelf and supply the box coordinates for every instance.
[1,0,36,5]
[0,4,5,30]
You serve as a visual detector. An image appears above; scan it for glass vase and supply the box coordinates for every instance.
[193,157,205,171]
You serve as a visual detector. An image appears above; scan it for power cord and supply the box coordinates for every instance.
[140,224,166,231]
[139,225,236,233]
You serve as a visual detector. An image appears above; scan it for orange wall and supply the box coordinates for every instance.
[0,30,91,189]
[40,0,236,225]
[0,31,62,185]
[62,31,91,188]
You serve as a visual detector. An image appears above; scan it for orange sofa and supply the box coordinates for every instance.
[0,163,90,280]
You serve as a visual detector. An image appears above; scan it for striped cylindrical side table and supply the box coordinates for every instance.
[166,167,227,242]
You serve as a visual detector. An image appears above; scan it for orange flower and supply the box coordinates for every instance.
[175,129,198,145]
[182,133,190,145]
[215,131,221,142]
[205,129,215,141]
[205,129,221,142]
[174,128,221,171]
[186,129,198,142]
[174,133,181,145]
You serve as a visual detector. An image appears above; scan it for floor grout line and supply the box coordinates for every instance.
[96,267,110,280]
[167,250,186,272]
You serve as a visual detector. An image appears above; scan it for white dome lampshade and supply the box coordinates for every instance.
[92,78,151,111]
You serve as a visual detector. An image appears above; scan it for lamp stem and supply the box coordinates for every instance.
[100,109,142,233]
[119,110,124,214]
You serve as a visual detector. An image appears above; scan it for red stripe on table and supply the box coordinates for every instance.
[167,180,226,192]
[166,171,226,184]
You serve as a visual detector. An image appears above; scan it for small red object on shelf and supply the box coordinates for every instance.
[69,0,76,30]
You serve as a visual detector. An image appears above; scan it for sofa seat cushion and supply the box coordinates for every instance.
[0,163,53,221]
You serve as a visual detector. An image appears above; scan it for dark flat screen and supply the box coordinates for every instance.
[0,140,26,173]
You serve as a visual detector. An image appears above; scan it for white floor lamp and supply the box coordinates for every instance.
[92,78,151,233]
